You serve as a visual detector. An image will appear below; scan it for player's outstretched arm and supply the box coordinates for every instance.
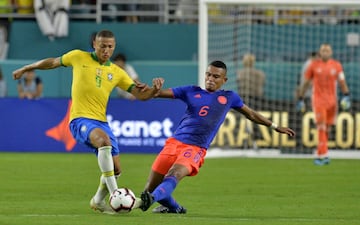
[12,57,61,80]
[235,104,295,137]
[131,78,164,100]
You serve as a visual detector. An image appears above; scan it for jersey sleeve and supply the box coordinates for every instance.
[304,61,314,80]
[171,86,191,100]
[230,91,244,108]
[335,61,346,81]
[60,50,82,67]
[115,66,135,92]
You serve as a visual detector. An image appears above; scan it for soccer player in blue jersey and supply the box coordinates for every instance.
[139,60,295,213]
[12,30,164,213]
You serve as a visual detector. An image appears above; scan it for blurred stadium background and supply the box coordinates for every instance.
[1,0,360,157]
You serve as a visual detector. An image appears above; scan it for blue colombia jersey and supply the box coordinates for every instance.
[171,85,244,149]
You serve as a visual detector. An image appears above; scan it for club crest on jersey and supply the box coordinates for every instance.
[217,96,227,104]
[107,73,113,81]
[330,69,337,75]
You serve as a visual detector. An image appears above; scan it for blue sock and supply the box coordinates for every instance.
[152,176,178,202]
[158,196,180,210]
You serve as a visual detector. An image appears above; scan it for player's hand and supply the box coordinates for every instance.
[12,68,26,80]
[152,78,164,89]
[296,99,305,113]
[151,78,164,97]
[275,127,295,137]
[134,80,149,92]
[340,95,351,111]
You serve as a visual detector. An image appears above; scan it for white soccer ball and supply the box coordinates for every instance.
[109,188,136,213]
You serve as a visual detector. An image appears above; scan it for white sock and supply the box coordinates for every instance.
[93,175,108,203]
[93,174,122,203]
[97,146,118,194]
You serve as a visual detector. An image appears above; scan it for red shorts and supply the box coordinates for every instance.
[312,103,337,125]
[152,137,207,176]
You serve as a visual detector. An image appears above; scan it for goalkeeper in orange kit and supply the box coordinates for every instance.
[297,43,350,165]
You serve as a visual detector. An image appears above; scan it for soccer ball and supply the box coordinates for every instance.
[109,188,136,213]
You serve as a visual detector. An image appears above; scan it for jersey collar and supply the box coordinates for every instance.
[91,52,111,66]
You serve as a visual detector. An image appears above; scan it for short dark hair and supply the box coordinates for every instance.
[89,31,97,45]
[210,60,227,71]
[96,30,114,39]
[113,53,126,62]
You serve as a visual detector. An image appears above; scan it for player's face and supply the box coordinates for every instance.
[94,37,116,64]
[319,45,332,61]
[205,65,227,92]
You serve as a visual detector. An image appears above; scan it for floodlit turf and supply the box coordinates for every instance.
[0,152,360,225]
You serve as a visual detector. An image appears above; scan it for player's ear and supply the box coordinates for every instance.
[224,76,228,83]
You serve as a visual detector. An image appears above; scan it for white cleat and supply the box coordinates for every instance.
[132,197,143,209]
[90,197,115,214]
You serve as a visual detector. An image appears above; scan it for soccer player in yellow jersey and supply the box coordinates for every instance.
[12,30,164,213]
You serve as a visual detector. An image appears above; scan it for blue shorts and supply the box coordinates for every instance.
[69,118,120,156]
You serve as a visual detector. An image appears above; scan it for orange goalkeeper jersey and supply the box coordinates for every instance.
[305,58,343,107]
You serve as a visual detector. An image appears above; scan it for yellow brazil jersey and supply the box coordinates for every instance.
[61,50,135,122]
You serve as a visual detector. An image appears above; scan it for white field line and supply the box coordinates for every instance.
[206,148,360,159]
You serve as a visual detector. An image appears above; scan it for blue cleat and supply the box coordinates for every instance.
[323,157,331,165]
[314,157,330,166]
[313,158,324,166]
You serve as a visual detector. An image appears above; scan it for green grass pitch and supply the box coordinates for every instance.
[0,152,359,225]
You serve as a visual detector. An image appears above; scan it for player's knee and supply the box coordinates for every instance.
[92,136,111,148]
[90,129,112,147]
[167,167,188,181]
